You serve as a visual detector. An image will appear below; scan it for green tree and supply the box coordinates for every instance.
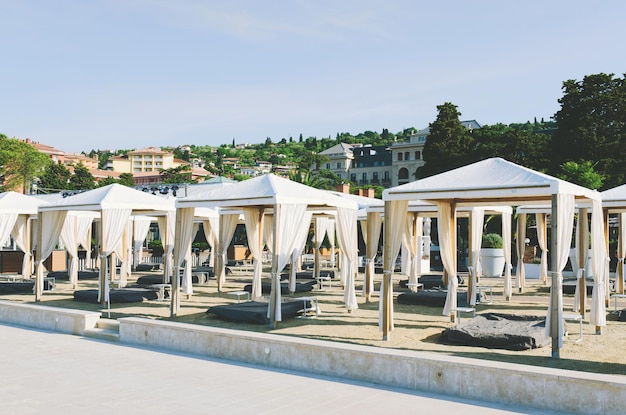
[558,161,604,190]
[551,73,626,189]
[68,164,96,190]
[39,161,71,192]
[417,103,474,178]
[289,170,336,190]
[471,124,551,171]
[97,176,119,187]
[0,135,50,193]
[118,173,136,187]
[159,164,195,184]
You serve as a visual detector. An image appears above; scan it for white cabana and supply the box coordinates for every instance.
[60,211,99,288]
[516,203,595,317]
[175,174,358,325]
[36,184,175,303]
[601,184,626,296]
[0,192,46,279]
[331,191,384,302]
[365,202,512,306]
[382,158,602,359]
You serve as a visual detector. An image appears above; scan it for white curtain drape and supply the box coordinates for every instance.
[289,216,313,293]
[263,214,274,254]
[313,216,330,278]
[202,215,219,267]
[11,216,31,279]
[36,211,68,296]
[516,213,527,292]
[537,213,548,284]
[437,202,458,317]
[172,208,196,313]
[573,210,589,312]
[401,243,409,276]
[402,214,420,289]
[379,200,407,332]
[243,208,265,299]
[364,212,382,296]
[618,213,626,294]
[328,220,336,267]
[469,208,484,306]
[60,215,80,287]
[0,213,18,248]
[216,214,239,289]
[132,216,152,268]
[99,208,132,303]
[336,207,358,311]
[502,212,512,299]
[269,204,311,322]
[157,211,176,283]
[545,194,575,346]
[590,199,607,327]
[77,219,93,270]
[313,217,331,280]
[113,224,129,287]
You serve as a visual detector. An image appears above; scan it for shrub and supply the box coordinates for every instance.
[481,233,503,249]
[148,240,162,249]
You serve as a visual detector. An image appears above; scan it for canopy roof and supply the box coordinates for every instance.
[0,191,47,214]
[38,184,175,214]
[383,158,600,206]
[601,183,626,212]
[177,174,358,210]
[328,191,384,209]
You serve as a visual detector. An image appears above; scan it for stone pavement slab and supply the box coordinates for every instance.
[1,322,559,415]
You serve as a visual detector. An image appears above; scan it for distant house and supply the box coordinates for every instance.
[317,142,360,182]
[107,147,189,174]
[349,145,392,187]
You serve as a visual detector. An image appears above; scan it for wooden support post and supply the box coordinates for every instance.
[578,208,588,318]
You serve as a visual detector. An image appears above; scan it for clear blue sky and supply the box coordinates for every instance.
[2,1,625,154]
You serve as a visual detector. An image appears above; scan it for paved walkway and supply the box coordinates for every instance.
[0,323,561,415]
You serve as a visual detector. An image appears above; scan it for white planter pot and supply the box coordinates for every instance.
[523,263,541,279]
[480,248,505,277]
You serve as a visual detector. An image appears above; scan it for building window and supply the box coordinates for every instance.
[336,162,341,169]
[397,153,403,161]
[384,171,390,179]
[326,163,330,169]
[398,168,409,180]
[350,173,356,182]
[362,172,367,180]
[372,172,379,183]
[404,152,410,161]
[415,151,421,160]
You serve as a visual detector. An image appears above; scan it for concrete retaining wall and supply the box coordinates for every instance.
[119,316,626,415]
[2,301,625,414]
[0,300,101,335]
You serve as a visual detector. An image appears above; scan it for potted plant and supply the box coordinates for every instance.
[148,239,164,256]
[480,233,505,277]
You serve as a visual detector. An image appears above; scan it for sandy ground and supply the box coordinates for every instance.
[3,267,626,376]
